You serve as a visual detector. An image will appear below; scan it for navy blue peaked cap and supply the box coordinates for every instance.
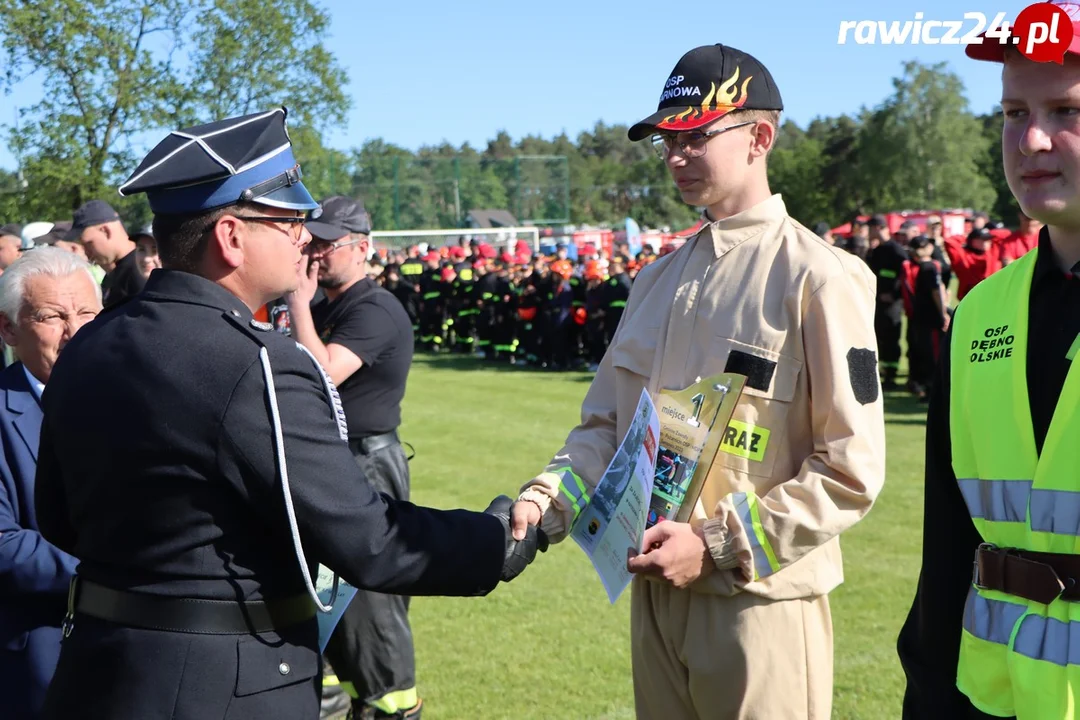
[118,107,317,214]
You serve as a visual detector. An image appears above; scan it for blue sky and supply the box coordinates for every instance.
[0,0,1030,170]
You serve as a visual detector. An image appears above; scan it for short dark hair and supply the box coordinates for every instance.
[151,202,254,272]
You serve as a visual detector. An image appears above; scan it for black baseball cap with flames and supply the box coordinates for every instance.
[628,44,784,142]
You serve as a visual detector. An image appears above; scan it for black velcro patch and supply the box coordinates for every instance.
[725,350,776,392]
[847,347,879,405]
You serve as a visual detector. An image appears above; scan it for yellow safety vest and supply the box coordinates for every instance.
[951,248,1080,719]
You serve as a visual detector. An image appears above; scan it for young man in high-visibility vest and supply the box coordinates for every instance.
[898,8,1080,718]
[508,43,887,719]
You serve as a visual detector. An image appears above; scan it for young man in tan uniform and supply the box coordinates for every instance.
[510,44,887,719]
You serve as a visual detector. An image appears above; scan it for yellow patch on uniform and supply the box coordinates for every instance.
[719,419,770,462]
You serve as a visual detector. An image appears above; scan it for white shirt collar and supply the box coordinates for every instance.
[22,363,45,400]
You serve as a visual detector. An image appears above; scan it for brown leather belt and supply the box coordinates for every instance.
[974,544,1080,604]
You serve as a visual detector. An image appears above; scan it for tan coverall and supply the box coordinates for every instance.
[519,194,887,719]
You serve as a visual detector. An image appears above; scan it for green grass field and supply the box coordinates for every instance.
[396,353,928,719]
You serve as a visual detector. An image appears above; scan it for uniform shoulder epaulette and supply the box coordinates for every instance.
[220,309,270,348]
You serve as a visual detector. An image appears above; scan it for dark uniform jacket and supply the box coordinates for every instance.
[34,270,505,720]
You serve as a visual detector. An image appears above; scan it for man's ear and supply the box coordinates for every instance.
[208,214,246,270]
[0,312,19,347]
[750,121,776,158]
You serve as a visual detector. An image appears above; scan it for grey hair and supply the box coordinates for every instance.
[0,247,103,322]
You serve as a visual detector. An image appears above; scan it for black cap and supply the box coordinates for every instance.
[868,214,887,228]
[898,220,917,232]
[118,107,317,215]
[908,235,932,250]
[65,200,121,240]
[813,221,831,237]
[131,224,154,240]
[628,44,783,142]
[968,227,993,242]
[0,223,21,238]
[306,196,372,241]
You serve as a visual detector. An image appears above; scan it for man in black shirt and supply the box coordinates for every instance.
[66,200,144,309]
[904,235,949,400]
[866,215,908,388]
[897,42,1080,718]
[285,196,422,720]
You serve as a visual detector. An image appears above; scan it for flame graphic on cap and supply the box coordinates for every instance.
[661,66,753,126]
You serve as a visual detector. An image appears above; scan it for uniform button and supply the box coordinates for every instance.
[278,662,290,675]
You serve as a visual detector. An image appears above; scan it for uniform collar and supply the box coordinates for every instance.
[703,194,788,258]
[140,269,254,320]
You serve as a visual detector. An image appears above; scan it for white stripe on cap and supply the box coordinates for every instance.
[234,143,292,174]
[172,131,238,175]
[118,108,284,196]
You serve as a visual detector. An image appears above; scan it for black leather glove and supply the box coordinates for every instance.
[484,495,549,582]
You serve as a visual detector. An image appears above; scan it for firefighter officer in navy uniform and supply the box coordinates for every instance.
[284,195,424,719]
[33,107,546,720]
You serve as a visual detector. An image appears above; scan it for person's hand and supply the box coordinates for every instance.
[627,521,713,589]
[484,495,549,582]
[286,256,319,306]
[942,313,951,333]
[510,499,542,541]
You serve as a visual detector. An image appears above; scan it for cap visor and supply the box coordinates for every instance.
[252,181,319,211]
[63,225,83,242]
[305,220,350,241]
[965,33,1007,62]
[628,105,738,141]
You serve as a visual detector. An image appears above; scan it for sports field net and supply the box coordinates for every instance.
[370,226,540,254]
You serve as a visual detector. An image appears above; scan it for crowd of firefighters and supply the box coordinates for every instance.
[371,210,1042,377]
[376,239,645,370]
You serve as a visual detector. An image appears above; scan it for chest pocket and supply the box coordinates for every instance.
[711,337,802,479]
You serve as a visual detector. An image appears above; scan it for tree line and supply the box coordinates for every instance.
[0,0,1017,233]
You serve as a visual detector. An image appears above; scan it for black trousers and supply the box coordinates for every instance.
[908,322,942,390]
[323,441,415,706]
[875,301,903,375]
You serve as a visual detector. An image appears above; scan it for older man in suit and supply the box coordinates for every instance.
[0,247,102,718]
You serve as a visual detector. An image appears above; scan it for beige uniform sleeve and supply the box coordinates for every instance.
[700,263,887,582]
[516,347,620,542]
[514,264,662,542]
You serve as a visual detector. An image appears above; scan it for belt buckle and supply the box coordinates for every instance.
[972,543,997,590]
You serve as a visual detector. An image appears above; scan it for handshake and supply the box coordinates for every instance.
[483,495,549,582]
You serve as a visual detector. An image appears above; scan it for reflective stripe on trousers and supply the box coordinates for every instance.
[958,478,1080,534]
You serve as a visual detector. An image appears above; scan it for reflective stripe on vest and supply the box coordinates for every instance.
[950,247,1080,717]
[959,478,1080,534]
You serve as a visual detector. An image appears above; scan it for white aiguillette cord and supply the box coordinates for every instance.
[259,344,348,613]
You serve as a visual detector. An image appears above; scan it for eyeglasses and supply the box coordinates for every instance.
[234,215,307,244]
[308,237,364,256]
[650,120,757,159]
